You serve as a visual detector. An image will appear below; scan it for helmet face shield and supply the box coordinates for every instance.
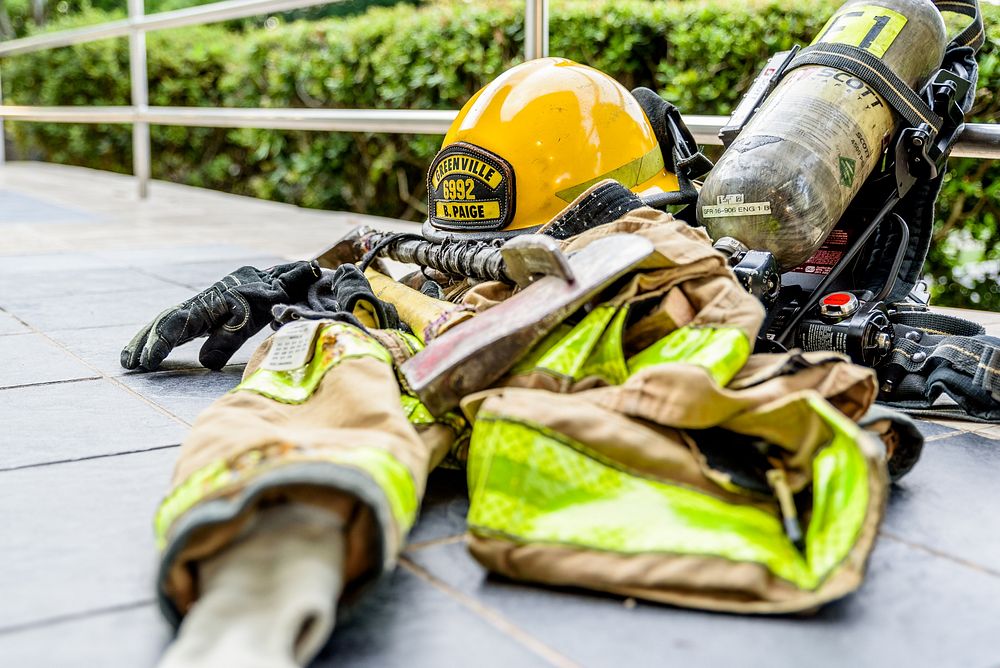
[426,57,680,237]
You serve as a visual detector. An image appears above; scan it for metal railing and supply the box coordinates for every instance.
[0,0,997,198]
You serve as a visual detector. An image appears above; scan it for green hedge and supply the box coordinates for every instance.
[0,0,419,40]
[3,0,998,308]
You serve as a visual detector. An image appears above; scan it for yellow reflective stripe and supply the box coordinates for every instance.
[396,328,468,434]
[154,444,418,550]
[237,323,392,404]
[510,322,574,376]
[627,325,750,386]
[467,406,870,590]
[400,394,436,427]
[397,331,425,355]
[556,144,666,202]
[512,305,628,383]
[155,458,229,550]
[351,446,419,537]
[804,396,870,578]
[579,305,630,385]
[399,392,467,435]
[523,305,616,378]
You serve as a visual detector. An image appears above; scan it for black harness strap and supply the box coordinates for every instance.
[786,42,943,134]
[891,310,985,337]
[935,0,985,52]
[880,309,1000,422]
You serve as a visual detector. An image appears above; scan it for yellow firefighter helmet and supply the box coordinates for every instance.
[425,57,680,238]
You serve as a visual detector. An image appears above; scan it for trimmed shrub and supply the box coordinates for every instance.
[2,0,998,307]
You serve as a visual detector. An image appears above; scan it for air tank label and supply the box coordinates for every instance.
[791,228,851,277]
[812,5,907,57]
[702,194,772,218]
[838,156,857,186]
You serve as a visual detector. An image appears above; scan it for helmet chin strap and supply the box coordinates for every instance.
[630,87,711,213]
[640,176,699,209]
[631,87,714,179]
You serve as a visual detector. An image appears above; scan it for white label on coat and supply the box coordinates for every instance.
[262,319,324,371]
[701,201,772,218]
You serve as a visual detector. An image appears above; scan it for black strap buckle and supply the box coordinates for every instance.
[893,69,972,195]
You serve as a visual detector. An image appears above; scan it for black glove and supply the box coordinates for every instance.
[270,264,403,331]
[121,261,321,371]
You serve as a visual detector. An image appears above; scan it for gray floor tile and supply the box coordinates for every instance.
[883,431,1000,571]
[314,567,554,668]
[48,324,271,377]
[1,379,185,468]
[3,284,193,332]
[0,333,98,388]
[407,538,1000,668]
[118,367,246,424]
[0,312,29,335]
[0,604,169,668]
[911,418,960,439]
[93,245,271,269]
[0,253,108,275]
[48,324,173,377]
[138,256,289,291]
[407,469,469,548]
[0,267,179,304]
[0,189,96,225]
[0,448,175,629]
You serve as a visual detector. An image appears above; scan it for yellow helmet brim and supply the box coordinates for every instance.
[634,168,681,199]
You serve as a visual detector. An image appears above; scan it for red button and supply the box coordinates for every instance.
[822,292,852,306]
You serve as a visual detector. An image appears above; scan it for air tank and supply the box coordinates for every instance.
[697,0,947,269]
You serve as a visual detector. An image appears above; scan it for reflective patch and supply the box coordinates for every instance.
[627,325,750,386]
[154,442,419,550]
[435,200,501,221]
[804,397,871,578]
[237,322,392,404]
[466,400,870,590]
[812,4,907,58]
[427,141,515,232]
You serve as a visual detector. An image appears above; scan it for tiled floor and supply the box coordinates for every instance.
[1,162,999,668]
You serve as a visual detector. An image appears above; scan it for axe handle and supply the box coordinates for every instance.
[366,233,510,284]
[365,268,475,343]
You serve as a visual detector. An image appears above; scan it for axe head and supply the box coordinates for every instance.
[314,225,374,269]
[501,234,574,288]
[401,233,655,416]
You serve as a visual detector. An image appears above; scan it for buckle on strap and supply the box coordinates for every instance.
[973,345,1000,396]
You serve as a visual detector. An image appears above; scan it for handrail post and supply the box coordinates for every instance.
[128,0,150,198]
[0,65,6,165]
[524,0,548,60]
